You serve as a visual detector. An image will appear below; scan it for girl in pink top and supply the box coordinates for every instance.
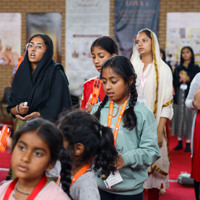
[0,118,71,200]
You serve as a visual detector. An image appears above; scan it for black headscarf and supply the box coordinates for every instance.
[7,33,72,120]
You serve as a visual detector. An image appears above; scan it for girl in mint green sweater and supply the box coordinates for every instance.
[92,55,160,200]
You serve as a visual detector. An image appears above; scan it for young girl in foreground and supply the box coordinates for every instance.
[58,110,118,200]
[81,36,118,112]
[0,118,71,200]
[91,55,160,200]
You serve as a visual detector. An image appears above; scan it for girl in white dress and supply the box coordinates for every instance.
[130,28,173,200]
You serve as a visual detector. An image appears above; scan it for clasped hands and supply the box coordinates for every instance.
[179,70,190,83]
[16,102,41,121]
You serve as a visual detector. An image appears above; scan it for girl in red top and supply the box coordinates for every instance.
[81,36,118,112]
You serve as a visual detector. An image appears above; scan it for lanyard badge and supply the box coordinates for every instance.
[104,99,128,188]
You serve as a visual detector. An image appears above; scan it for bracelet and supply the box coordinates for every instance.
[16,105,21,114]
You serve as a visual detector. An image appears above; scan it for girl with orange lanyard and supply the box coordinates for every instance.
[0,118,72,200]
[57,110,118,200]
[81,36,118,112]
[92,56,160,200]
[185,72,200,200]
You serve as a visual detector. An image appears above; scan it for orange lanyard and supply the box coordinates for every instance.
[57,164,90,187]
[70,164,90,187]
[107,99,128,146]
[89,78,102,105]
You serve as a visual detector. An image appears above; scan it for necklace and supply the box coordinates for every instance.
[4,175,47,200]
[15,182,31,195]
[112,106,120,118]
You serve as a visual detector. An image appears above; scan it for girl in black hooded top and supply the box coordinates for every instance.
[7,33,72,122]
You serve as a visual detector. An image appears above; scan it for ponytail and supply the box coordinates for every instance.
[58,110,118,180]
[93,125,118,179]
[59,147,72,197]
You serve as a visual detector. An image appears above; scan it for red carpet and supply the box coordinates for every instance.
[0,121,13,182]
[143,135,195,199]
[157,135,195,200]
[160,182,194,200]
[168,136,192,180]
[0,150,11,168]
[0,150,11,182]
[143,183,194,200]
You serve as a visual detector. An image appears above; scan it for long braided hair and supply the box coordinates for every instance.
[137,29,159,118]
[94,55,138,130]
[58,110,118,179]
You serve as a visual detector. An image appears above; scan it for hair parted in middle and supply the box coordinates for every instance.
[12,118,72,196]
[94,55,138,130]
[91,36,119,55]
[180,46,195,67]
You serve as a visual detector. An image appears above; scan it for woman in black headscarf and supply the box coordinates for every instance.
[7,33,72,122]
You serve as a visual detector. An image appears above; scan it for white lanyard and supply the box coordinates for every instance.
[141,63,153,93]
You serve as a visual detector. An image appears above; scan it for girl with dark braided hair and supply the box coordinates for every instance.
[58,110,118,200]
[92,55,160,200]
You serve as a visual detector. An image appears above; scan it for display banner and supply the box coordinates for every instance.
[27,13,62,63]
[65,0,110,96]
[0,13,21,65]
[166,12,200,66]
[114,0,160,58]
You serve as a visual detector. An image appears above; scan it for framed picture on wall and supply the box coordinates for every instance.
[0,13,21,66]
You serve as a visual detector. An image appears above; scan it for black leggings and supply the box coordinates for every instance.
[99,189,143,200]
[194,180,200,200]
